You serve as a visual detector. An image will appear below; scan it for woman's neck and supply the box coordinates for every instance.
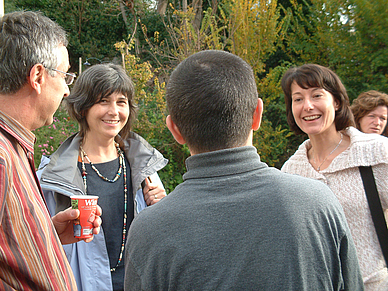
[81,135,118,163]
[307,128,350,171]
[309,128,342,155]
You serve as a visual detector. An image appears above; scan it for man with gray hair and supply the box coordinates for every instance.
[0,11,101,290]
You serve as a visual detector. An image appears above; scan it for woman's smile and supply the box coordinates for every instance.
[103,119,120,124]
[291,82,338,136]
[302,115,321,121]
[85,92,129,139]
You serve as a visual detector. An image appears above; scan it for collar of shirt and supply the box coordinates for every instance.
[0,110,35,155]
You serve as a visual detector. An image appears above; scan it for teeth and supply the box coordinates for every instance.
[303,115,320,121]
[104,120,119,124]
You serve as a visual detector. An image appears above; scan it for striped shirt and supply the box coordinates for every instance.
[0,111,77,290]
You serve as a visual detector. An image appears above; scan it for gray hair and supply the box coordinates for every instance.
[0,11,68,94]
[65,63,137,140]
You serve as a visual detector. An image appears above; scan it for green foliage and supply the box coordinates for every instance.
[4,0,17,13]
[137,3,230,75]
[254,121,292,168]
[255,61,299,166]
[280,0,388,100]
[115,40,189,193]
[224,0,281,74]
[339,0,388,99]
[33,105,78,168]
[13,0,388,191]
[12,0,129,69]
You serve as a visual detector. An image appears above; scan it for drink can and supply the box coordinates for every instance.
[71,195,99,238]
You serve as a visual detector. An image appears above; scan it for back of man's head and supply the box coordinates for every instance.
[166,50,258,153]
[0,11,67,94]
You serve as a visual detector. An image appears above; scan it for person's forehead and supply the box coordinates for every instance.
[105,92,128,99]
[291,82,325,94]
[372,105,388,115]
[56,45,70,70]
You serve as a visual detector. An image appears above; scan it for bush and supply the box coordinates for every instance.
[33,105,78,168]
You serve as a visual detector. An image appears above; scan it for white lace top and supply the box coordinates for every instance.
[282,127,388,290]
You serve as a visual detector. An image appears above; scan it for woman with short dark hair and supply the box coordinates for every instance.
[281,63,388,290]
[38,63,168,290]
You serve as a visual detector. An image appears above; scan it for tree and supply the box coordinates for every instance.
[280,0,388,100]
[119,0,292,169]
[13,0,133,70]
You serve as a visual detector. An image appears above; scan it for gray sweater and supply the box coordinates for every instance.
[124,146,363,290]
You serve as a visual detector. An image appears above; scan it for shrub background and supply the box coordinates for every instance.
[23,0,388,193]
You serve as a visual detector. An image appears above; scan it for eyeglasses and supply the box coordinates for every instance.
[48,68,76,85]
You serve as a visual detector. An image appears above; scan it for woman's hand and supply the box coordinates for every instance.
[52,205,102,245]
[143,177,166,206]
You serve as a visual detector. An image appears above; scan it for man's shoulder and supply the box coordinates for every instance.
[264,165,328,189]
[259,167,340,208]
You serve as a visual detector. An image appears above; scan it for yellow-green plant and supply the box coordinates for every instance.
[115,39,188,192]
[226,0,281,74]
[115,0,292,191]
[222,0,293,167]
[254,64,295,167]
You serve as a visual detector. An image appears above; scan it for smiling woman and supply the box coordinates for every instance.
[290,84,339,140]
[84,92,129,145]
[281,64,353,171]
[37,63,168,291]
[280,63,388,291]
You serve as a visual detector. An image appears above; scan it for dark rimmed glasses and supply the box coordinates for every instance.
[48,68,76,85]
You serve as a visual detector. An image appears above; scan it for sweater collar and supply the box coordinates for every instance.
[297,127,388,173]
[183,146,266,181]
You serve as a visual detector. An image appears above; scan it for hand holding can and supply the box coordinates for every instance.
[71,195,99,238]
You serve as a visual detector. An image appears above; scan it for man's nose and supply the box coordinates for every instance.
[63,83,70,98]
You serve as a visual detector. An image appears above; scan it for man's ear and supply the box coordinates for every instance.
[28,64,46,94]
[166,115,186,145]
[252,98,263,131]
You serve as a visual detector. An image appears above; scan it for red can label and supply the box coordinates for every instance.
[71,195,99,238]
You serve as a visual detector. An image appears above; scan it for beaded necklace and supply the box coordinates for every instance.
[80,143,128,272]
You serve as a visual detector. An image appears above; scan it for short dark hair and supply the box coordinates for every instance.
[166,50,258,153]
[65,63,136,140]
[351,90,388,136]
[281,64,354,135]
[0,11,68,94]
